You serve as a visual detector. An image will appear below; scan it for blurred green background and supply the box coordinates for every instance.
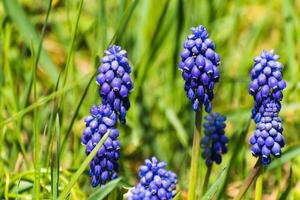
[0,0,300,199]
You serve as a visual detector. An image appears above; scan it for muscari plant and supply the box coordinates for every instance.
[200,112,228,192]
[79,28,286,200]
[248,50,286,165]
[179,24,222,199]
[234,50,286,200]
[82,45,134,187]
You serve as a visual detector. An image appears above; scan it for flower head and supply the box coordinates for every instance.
[82,104,120,187]
[249,100,285,165]
[248,50,286,165]
[97,45,134,124]
[126,157,177,200]
[249,50,286,123]
[201,112,228,166]
[179,25,220,113]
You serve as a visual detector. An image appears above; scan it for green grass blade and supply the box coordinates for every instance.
[2,0,58,83]
[202,168,226,200]
[87,178,121,200]
[58,130,111,200]
[173,192,181,200]
[32,39,40,199]
[267,144,300,171]
[279,166,293,200]
[217,118,251,199]
[22,0,53,110]
[132,1,170,101]
[44,74,61,167]
[109,0,139,45]
[51,114,60,200]
[283,0,298,83]
[60,72,96,154]
[165,108,188,147]
[0,73,92,128]
[60,0,84,101]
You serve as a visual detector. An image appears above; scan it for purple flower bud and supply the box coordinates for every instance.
[111,78,121,91]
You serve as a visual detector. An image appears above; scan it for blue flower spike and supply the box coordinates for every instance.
[248,50,286,165]
[126,157,177,200]
[82,104,120,187]
[97,45,134,124]
[179,25,220,113]
[201,112,228,166]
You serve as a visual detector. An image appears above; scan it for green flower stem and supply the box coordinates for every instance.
[234,159,262,200]
[255,170,263,200]
[202,164,212,192]
[188,106,203,200]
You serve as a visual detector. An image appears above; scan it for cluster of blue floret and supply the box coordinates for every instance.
[179,25,220,113]
[201,112,228,166]
[96,45,134,124]
[126,157,177,200]
[82,45,133,187]
[82,104,120,187]
[248,50,286,165]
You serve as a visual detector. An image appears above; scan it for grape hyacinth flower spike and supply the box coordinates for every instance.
[248,50,286,165]
[201,112,228,166]
[179,25,220,113]
[126,157,177,200]
[82,104,120,187]
[97,45,134,124]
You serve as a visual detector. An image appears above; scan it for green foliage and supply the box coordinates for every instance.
[0,0,300,199]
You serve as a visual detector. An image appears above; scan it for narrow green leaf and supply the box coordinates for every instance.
[32,39,40,200]
[283,0,298,83]
[267,144,300,171]
[59,0,84,108]
[87,178,121,200]
[22,0,53,110]
[173,192,181,200]
[51,114,60,200]
[2,0,58,82]
[58,130,111,200]
[0,73,92,128]
[165,108,188,147]
[279,166,293,200]
[110,0,139,45]
[202,168,226,200]
[217,118,251,199]
[60,72,96,154]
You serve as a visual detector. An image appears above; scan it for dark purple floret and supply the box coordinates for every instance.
[97,45,134,124]
[179,25,220,113]
[82,104,120,187]
[248,50,286,165]
[126,157,177,200]
[200,112,228,166]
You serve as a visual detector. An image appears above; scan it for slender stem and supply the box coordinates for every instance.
[255,170,263,200]
[188,106,203,200]
[234,159,262,200]
[202,164,212,192]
